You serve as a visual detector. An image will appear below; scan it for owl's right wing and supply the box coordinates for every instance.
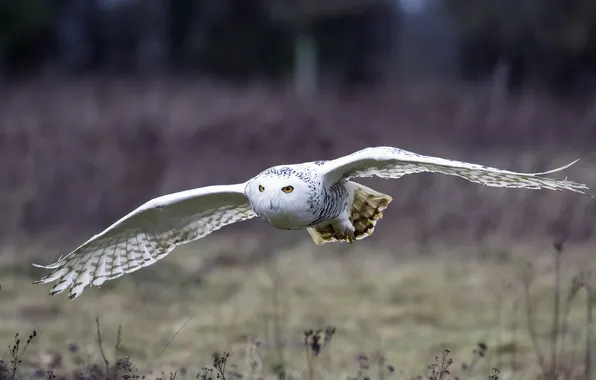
[33,183,257,300]
[318,146,593,196]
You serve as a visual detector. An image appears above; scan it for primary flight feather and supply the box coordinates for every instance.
[33,146,593,299]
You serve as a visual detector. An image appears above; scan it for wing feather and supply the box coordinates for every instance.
[319,146,593,196]
[33,183,257,299]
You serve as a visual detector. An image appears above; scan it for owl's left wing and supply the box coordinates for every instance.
[318,146,593,196]
[33,183,258,299]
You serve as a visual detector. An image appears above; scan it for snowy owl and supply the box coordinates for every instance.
[33,146,593,299]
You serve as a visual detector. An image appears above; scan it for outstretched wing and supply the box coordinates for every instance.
[33,183,257,299]
[319,146,593,196]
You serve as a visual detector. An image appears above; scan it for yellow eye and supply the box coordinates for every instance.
[258,185,265,192]
[281,186,294,193]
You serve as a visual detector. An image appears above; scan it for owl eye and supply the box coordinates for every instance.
[258,185,265,192]
[281,186,294,193]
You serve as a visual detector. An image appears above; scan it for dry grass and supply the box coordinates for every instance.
[1,235,595,379]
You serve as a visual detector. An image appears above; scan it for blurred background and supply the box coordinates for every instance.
[2,0,596,379]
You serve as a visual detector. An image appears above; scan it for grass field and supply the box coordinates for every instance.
[1,234,594,380]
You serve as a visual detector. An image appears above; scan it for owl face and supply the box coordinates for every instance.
[246,166,318,229]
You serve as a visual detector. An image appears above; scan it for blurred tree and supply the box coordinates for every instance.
[265,0,398,95]
[395,0,460,81]
[177,0,293,80]
[56,0,94,73]
[90,0,168,73]
[57,0,168,74]
[0,0,398,88]
[167,0,227,70]
[4,0,596,96]
[171,0,397,89]
[446,0,596,96]
[0,0,56,75]
[310,1,397,86]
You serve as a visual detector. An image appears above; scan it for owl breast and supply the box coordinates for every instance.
[253,202,316,230]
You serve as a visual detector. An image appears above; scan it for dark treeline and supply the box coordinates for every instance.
[0,0,397,84]
[1,0,596,95]
[447,0,596,96]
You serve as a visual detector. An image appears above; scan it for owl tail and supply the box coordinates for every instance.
[307,181,392,245]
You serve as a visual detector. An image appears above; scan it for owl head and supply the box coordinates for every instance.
[244,165,319,228]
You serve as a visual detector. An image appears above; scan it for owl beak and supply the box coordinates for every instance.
[268,199,282,211]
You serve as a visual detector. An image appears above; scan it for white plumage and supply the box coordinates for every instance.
[33,146,593,299]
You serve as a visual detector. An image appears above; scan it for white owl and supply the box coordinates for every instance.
[33,146,593,299]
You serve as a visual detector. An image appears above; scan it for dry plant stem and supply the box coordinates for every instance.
[489,367,501,380]
[428,349,453,380]
[271,267,285,380]
[466,353,480,374]
[0,325,503,380]
[214,353,229,380]
[159,311,196,357]
[551,245,562,377]
[4,331,37,380]
[306,349,314,380]
[245,339,262,380]
[558,287,574,363]
[8,341,17,380]
[493,284,505,373]
[523,264,547,374]
[496,292,503,374]
[558,274,582,380]
[95,316,110,378]
[585,278,593,380]
[303,333,314,380]
[511,299,519,374]
[115,325,122,358]
[377,356,387,380]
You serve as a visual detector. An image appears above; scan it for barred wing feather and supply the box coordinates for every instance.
[320,147,593,196]
[33,183,256,299]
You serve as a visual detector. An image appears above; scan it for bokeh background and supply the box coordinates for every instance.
[2,0,596,379]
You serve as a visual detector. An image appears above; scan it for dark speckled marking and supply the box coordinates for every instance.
[309,180,348,225]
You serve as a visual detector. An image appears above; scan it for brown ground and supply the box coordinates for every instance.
[1,78,596,379]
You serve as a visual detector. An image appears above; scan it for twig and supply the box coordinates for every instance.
[270,266,286,380]
[523,264,547,374]
[7,331,36,380]
[244,338,263,380]
[115,324,122,358]
[303,331,314,380]
[586,275,593,380]
[559,274,582,379]
[551,241,563,377]
[213,352,229,380]
[493,283,505,373]
[511,299,519,374]
[95,316,110,379]
[158,311,196,357]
